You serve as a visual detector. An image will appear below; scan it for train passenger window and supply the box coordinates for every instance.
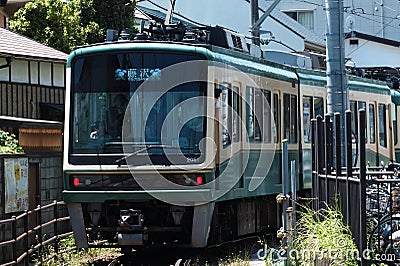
[378,104,387,147]
[263,90,272,143]
[232,86,241,142]
[220,83,232,148]
[314,97,324,117]
[350,101,358,142]
[246,86,254,142]
[369,104,375,144]
[246,87,262,142]
[284,94,297,143]
[254,88,263,142]
[359,101,367,143]
[303,96,312,142]
[303,96,324,143]
[273,93,281,143]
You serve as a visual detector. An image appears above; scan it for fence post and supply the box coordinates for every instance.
[53,200,59,257]
[24,210,29,266]
[281,139,289,263]
[358,108,367,265]
[36,205,42,265]
[311,118,317,210]
[345,110,352,226]
[11,216,17,264]
[324,114,332,203]
[316,115,324,209]
[334,112,341,193]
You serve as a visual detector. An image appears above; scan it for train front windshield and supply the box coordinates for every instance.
[69,51,206,165]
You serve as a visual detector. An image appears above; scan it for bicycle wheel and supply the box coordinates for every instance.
[368,216,400,257]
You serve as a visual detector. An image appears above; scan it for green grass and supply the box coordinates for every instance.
[31,235,120,265]
[292,202,358,266]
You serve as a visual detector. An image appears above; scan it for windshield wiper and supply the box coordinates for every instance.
[116,144,192,166]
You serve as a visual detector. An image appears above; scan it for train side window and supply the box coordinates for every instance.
[350,101,358,141]
[221,83,232,148]
[369,104,375,144]
[303,96,312,143]
[284,94,297,143]
[254,88,263,142]
[378,103,387,147]
[263,90,272,143]
[246,86,254,142]
[232,86,241,142]
[303,96,324,143]
[273,93,281,143]
[359,101,367,143]
[314,97,324,117]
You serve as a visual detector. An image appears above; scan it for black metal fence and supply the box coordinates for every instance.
[0,201,72,265]
[312,109,400,265]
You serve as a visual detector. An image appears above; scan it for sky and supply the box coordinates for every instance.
[138,0,253,36]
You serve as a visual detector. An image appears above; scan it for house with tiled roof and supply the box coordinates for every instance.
[0,2,69,251]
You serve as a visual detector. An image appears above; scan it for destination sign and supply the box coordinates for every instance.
[115,68,161,81]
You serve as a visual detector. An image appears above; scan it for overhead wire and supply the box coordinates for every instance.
[144,0,209,27]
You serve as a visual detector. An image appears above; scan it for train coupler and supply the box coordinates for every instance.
[118,209,144,230]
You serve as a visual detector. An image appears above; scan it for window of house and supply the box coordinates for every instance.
[283,10,314,31]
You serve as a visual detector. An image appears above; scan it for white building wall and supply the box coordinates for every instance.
[140,0,306,52]
[0,58,65,87]
[268,0,400,41]
[345,39,400,68]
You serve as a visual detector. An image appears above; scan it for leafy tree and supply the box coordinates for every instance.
[0,130,24,154]
[9,0,136,53]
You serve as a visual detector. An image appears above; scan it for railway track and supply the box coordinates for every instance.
[93,236,267,266]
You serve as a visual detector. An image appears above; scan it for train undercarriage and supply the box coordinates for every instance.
[67,195,279,250]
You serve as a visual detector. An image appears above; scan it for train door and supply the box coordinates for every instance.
[301,94,324,188]
[216,82,243,190]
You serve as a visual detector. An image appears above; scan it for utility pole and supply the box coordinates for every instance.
[250,0,260,45]
[165,0,177,25]
[250,0,282,46]
[325,0,348,165]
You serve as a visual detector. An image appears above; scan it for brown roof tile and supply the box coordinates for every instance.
[0,27,68,62]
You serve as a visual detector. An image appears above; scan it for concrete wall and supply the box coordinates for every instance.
[0,153,68,264]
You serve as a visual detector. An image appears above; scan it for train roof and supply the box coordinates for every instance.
[67,23,394,97]
[296,67,391,95]
[67,40,297,83]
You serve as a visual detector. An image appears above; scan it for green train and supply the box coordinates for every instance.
[63,23,396,250]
